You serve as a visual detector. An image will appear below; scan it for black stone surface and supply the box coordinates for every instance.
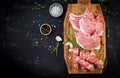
[0,0,120,78]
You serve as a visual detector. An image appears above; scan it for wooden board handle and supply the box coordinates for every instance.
[77,0,91,4]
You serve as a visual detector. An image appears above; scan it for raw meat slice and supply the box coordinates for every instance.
[69,8,103,36]
[75,31,100,50]
[79,18,96,36]
[96,14,102,22]
[72,49,95,71]
[69,8,94,21]
[72,48,79,56]
[72,48,79,69]
[78,58,95,71]
[72,48,103,71]
[94,22,103,36]
[69,13,82,21]
[85,55,104,69]
[81,66,87,72]
[69,13,83,31]
[73,62,79,69]
[69,8,94,31]
[80,51,104,69]
[84,8,94,19]
[89,50,96,56]
[79,18,103,36]
[69,18,80,31]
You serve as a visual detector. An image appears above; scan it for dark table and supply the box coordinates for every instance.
[0,0,120,78]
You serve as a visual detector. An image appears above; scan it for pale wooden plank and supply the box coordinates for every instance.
[64,0,106,74]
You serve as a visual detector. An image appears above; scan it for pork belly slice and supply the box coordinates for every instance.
[72,48,79,69]
[85,56,104,69]
[78,58,95,71]
[81,66,87,72]
[80,51,104,69]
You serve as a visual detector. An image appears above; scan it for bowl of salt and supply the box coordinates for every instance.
[49,3,63,17]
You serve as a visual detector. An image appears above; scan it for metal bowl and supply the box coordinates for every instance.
[49,3,63,17]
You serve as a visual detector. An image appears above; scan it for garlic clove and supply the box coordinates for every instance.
[55,36,62,42]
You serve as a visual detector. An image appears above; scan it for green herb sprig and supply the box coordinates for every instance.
[107,28,110,38]
[96,46,104,58]
[51,41,62,56]
[103,57,108,72]
[32,2,46,10]
[63,0,68,2]
[66,26,82,50]
[98,0,106,5]
[102,8,116,16]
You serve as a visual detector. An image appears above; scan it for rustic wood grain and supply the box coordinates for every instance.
[64,0,106,74]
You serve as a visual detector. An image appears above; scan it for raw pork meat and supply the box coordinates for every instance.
[69,8,103,50]
[72,48,104,72]
[75,31,100,50]
[80,51,104,69]
[78,58,95,71]
[72,48,79,69]
[79,18,103,36]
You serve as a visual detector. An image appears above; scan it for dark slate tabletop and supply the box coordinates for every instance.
[0,0,120,78]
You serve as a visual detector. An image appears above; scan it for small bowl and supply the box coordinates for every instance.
[40,23,52,35]
[49,3,63,17]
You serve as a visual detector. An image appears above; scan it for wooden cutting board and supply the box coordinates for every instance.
[64,0,106,74]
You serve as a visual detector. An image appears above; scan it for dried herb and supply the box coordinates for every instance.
[63,0,68,2]
[94,68,100,72]
[67,26,82,50]
[34,1,37,5]
[103,57,108,72]
[67,38,82,49]
[32,2,46,10]
[98,0,106,5]
[51,41,61,56]
[102,8,116,16]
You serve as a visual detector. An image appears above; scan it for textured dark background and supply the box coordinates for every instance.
[0,0,120,78]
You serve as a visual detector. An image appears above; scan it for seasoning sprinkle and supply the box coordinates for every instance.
[107,28,110,38]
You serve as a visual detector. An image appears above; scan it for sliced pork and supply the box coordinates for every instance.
[75,31,100,50]
[69,17,80,31]
[78,58,95,71]
[72,48,104,72]
[73,55,94,71]
[80,51,104,69]
[81,66,87,72]
[72,48,79,69]
[83,8,94,20]
[79,18,103,36]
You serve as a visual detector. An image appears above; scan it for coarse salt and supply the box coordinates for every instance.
[50,5,62,17]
